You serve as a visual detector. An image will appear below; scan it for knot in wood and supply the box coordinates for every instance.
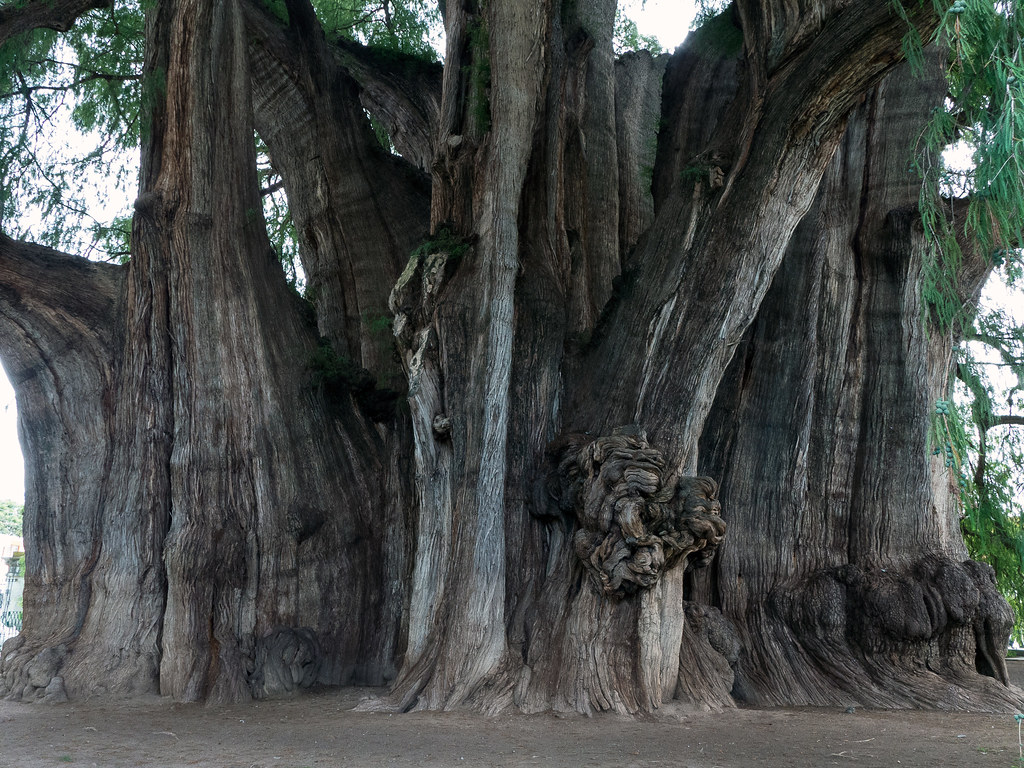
[251,627,321,699]
[547,431,725,599]
[432,413,452,438]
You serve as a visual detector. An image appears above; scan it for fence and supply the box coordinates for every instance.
[0,563,23,644]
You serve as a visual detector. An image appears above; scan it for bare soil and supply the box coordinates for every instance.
[3,675,1024,768]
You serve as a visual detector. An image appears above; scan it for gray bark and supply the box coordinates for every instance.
[696,56,1017,710]
[0,0,1017,716]
[1,0,414,703]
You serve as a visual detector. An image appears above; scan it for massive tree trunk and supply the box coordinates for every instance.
[696,53,1017,709]
[0,0,1019,714]
[1,0,414,703]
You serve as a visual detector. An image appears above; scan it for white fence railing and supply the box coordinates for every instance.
[0,572,22,644]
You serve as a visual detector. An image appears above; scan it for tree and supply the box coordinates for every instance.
[957,308,1024,643]
[0,0,1020,712]
[0,500,21,537]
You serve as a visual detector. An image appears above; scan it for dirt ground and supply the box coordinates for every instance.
[4,674,1024,768]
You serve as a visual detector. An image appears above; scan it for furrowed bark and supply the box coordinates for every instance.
[0,238,125,702]
[615,51,668,256]
[572,2,941,468]
[384,0,551,713]
[247,0,430,381]
[3,0,1019,717]
[4,0,415,703]
[511,4,940,716]
[331,38,443,172]
[696,57,1019,711]
[141,0,412,701]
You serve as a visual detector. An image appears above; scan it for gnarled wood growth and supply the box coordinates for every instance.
[0,0,1018,715]
[547,432,724,599]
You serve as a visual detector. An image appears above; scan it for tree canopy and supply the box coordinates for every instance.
[0,500,22,537]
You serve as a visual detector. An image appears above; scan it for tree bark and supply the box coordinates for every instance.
[0,237,124,701]
[0,0,1018,716]
[696,55,1018,710]
[1,0,415,703]
[0,0,109,48]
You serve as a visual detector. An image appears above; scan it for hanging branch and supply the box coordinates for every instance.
[0,0,110,49]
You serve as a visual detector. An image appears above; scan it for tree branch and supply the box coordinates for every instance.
[574,3,942,463]
[242,0,430,367]
[242,0,441,172]
[0,233,123,371]
[0,0,110,49]
[991,414,1024,428]
[331,39,441,172]
[971,412,1023,492]
[0,71,141,101]
[260,179,285,197]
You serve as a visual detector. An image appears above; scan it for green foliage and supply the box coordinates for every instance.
[929,336,1024,644]
[613,9,664,55]
[309,341,376,392]
[961,458,1024,642]
[929,398,963,468]
[0,0,439,264]
[680,161,711,188]
[261,0,440,59]
[905,2,1024,629]
[313,0,441,61]
[363,312,393,336]
[690,0,732,31]
[307,340,401,421]
[945,2,1024,253]
[66,3,146,144]
[917,1,1024,327]
[0,0,442,268]
[952,307,1024,641]
[411,225,472,261]
[0,4,141,260]
[91,214,133,263]
[890,0,934,74]
[0,500,23,537]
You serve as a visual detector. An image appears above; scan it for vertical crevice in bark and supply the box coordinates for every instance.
[614,51,668,258]
[514,14,744,716]
[565,0,619,332]
[145,0,283,702]
[7,0,1014,718]
[570,2,939,471]
[328,39,443,174]
[122,0,414,702]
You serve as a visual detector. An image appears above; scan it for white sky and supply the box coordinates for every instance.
[629,0,699,48]
[0,366,23,503]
